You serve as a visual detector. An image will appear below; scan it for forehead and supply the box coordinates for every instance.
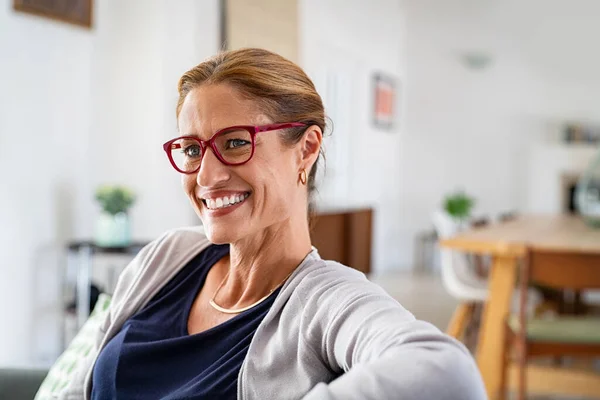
[177,84,270,137]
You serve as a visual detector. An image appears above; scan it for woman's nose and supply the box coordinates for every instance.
[196,147,230,187]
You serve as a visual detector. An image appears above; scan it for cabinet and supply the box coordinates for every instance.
[310,208,373,274]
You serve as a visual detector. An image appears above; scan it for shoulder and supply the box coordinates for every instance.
[293,257,392,306]
[124,224,211,275]
[156,225,211,249]
[288,256,413,330]
[110,225,211,308]
[134,225,211,264]
[282,256,417,357]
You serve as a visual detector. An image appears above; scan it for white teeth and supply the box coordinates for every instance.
[204,193,249,210]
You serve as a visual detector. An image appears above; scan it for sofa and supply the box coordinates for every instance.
[0,368,48,400]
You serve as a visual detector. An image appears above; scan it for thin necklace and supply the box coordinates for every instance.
[209,269,295,314]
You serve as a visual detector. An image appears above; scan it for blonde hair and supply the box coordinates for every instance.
[176,48,327,214]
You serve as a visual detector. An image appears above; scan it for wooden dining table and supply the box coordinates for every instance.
[441,215,600,399]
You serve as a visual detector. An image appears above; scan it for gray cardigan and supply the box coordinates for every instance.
[58,226,486,400]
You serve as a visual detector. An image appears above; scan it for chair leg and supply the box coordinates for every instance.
[446,302,475,340]
[517,344,527,400]
[498,323,511,400]
[574,290,583,315]
[464,303,482,352]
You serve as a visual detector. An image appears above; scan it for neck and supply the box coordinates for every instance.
[215,212,313,308]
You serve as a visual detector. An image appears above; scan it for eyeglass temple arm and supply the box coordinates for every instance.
[255,122,306,132]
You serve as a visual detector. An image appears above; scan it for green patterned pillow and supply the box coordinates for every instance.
[34,293,112,400]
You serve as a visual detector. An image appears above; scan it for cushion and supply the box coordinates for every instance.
[34,293,111,400]
[508,314,600,344]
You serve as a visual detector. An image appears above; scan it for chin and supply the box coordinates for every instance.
[202,223,241,245]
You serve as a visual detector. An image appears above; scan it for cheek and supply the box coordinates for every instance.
[181,175,196,195]
[261,164,297,206]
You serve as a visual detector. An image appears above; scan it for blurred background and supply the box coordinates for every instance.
[2,0,600,398]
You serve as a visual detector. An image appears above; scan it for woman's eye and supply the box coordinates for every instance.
[227,139,250,149]
[183,145,201,157]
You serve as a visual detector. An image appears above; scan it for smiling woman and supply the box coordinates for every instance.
[58,48,486,400]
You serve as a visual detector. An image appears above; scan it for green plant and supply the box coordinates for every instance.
[443,191,475,221]
[95,185,136,215]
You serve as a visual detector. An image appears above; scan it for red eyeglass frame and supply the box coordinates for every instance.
[163,122,307,174]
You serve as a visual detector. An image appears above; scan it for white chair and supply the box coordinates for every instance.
[431,210,541,340]
[432,210,487,339]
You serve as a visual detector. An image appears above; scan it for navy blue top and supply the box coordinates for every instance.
[91,244,280,400]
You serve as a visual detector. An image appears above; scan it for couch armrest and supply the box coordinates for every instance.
[0,368,48,400]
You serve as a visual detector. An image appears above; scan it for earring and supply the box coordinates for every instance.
[299,169,307,185]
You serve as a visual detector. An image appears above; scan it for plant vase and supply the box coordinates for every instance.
[95,212,131,247]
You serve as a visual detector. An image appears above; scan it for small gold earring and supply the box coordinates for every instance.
[299,169,307,185]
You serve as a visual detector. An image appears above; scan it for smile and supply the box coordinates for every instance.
[201,192,250,210]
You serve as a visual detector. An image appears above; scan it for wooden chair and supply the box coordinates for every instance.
[433,211,542,345]
[500,249,600,400]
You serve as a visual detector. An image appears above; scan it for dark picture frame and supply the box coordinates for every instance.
[373,73,397,130]
[13,0,93,29]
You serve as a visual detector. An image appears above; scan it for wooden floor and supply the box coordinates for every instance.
[369,271,598,400]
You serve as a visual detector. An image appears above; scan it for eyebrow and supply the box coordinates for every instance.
[181,125,252,139]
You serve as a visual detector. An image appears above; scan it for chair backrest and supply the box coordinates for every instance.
[432,210,486,301]
[530,250,600,290]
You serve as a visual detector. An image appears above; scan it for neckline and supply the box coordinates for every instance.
[185,286,281,337]
[182,245,321,337]
[209,267,295,314]
[183,244,280,337]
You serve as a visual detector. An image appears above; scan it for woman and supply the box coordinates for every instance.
[60,48,485,400]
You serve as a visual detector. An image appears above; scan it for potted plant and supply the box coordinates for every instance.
[94,185,136,247]
[443,190,475,229]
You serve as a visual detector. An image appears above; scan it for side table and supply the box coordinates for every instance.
[65,241,149,330]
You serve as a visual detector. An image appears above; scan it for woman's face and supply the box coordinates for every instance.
[177,83,317,244]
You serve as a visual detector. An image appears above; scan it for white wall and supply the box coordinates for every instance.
[0,1,94,367]
[0,0,219,366]
[398,0,600,269]
[300,0,407,274]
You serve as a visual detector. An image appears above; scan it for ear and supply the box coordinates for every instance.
[298,125,323,171]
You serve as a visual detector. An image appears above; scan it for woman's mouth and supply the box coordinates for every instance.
[201,192,250,210]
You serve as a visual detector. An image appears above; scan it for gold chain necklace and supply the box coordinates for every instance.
[209,269,295,314]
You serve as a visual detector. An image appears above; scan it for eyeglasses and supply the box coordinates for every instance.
[163,122,306,174]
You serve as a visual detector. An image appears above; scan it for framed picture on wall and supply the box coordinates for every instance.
[372,73,397,130]
[13,0,93,28]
